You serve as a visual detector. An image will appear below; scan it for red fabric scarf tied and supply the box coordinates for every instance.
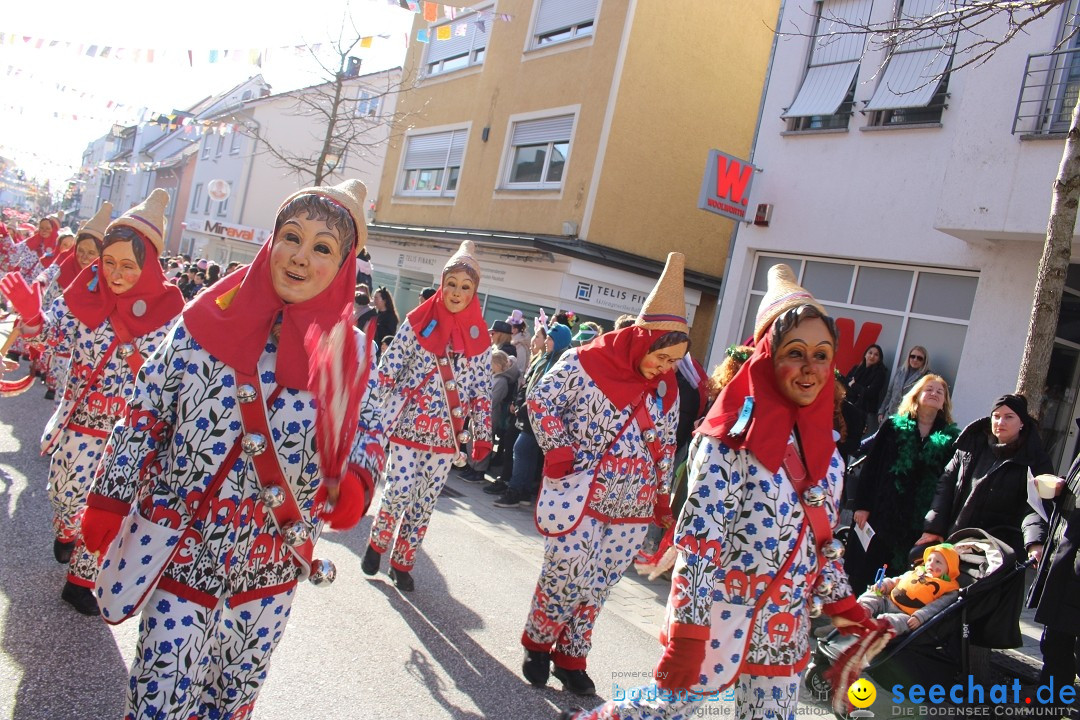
[697,333,836,481]
[64,241,184,338]
[42,246,71,271]
[576,326,678,413]
[55,250,83,290]
[405,288,488,358]
[24,220,59,257]
[183,237,358,390]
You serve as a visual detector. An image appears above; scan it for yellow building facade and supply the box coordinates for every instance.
[370,0,779,351]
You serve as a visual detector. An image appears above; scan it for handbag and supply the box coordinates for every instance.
[95,384,282,625]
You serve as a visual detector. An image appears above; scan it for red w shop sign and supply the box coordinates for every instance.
[697,149,755,222]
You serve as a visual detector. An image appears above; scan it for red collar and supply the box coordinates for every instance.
[576,326,677,413]
[405,288,488,358]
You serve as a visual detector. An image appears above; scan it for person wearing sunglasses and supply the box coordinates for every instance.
[878,345,930,423]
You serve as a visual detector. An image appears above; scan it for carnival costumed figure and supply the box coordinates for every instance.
[29,228,77,392]
[39,204,108,399]
[3,214,61,363]
[361,240,493,592]
[0,190,184,616]
[519,253,688,697]
[81,179,380,720]
[564,265,894,720]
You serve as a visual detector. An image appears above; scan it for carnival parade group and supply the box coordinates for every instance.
[0,178,1036,720]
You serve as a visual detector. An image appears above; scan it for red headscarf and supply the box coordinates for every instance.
[64,236,184,338]
[577,326,679,413]
[183,229,358,390]
[697,330,836,481]
[405,287,488,358]
[55,249,84,289]
[24,218,59,257]
[40,245,70,270]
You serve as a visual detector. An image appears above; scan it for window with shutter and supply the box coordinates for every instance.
[532,0,598,48]
[504,114,575,190]
[398,128,469,197]
[425,5,492,76]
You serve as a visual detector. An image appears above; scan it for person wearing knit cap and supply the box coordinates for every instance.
[83,179,381,720]
[518,253,690,697]
[37,203,111,400]
[360,239,493,592]
[0,189,185,617]
[917,392,1052,648]
[567,264,885,720]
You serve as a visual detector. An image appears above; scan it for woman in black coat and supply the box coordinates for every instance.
[1027,452,1076,691]
[918,393,1052,648]
[845,343,888,434]
[373,286,399,347]
[847,374,959,594]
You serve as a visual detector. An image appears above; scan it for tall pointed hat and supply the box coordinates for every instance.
[752,264,825,342]
[78,201,113,242]
[444,239,481,280]
[110,189,169,253]
[635,252,689,333]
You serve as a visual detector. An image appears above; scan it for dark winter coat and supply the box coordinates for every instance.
[845,361,888,416]
[1027,453,1080,634]
[924,417,1051,552]
[853,414,958,578]
[375,309,399,346]
[924,416,1052,648]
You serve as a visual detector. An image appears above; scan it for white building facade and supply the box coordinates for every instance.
[179,68,400,265]
[711,0,1080,473]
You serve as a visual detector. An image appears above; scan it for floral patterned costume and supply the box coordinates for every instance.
[366,317,492,571]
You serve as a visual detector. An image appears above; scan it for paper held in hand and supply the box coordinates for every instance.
[1026,468,1051,523]
[854,522,875,551]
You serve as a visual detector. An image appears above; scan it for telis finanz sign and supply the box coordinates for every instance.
[698,149,755,222]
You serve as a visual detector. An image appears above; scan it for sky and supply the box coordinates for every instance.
[0,0,416,192]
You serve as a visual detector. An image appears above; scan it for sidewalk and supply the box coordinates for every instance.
[440,467,1047,680]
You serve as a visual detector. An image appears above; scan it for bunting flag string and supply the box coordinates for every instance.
[0,32,401,67]
[411,7,511,43]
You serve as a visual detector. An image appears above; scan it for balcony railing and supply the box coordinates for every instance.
[1013,46,1080,135]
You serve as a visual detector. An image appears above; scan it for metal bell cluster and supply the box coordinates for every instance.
[282,522,309,546]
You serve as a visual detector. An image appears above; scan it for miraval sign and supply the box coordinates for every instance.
[202,219,269,244]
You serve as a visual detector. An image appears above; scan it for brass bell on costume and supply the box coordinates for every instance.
[803,486,826,507]
[445,380,458,392]
[453,450,468,467]
[309,559,337,586]
[237,384,258,403]
[821,539,845,560]
[282,522,309,546]
[808,595,825,619]
[259,486,285,509]
[438,357,449,366]
[457,431,471,445]
[658,455,672,472]
[643,429,658,443]
[116,344,135,359]
[241,433,267,456]
[451,406,465,419]
[814,578,834,596]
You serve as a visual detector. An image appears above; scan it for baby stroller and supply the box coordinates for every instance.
[804,528,1033,706]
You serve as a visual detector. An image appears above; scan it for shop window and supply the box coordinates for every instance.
[912,272,978,320]
[852,267,912,311]
[802,261,854,303]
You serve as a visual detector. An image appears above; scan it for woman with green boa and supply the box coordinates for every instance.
[848,374,959,594]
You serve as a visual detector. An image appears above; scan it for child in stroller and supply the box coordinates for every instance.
[805,529,1026,704]
[857,544,962,635]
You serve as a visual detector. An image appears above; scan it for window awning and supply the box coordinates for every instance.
[782,0,872,118]
[783,61,859,117]
[865,46,952,110]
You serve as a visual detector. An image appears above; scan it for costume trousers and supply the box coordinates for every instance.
[522,516,648,667]
[125,586,295,720]
[47,430,106,543]
[572,674,804,720]
[368,442,453,571]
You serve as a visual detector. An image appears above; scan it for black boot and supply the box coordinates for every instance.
[522,649,551,687]
[361,545,382,576]
[553,666,595,696]
[483,479,508,495]
[53,538,75,564]
[388,567,415,592]
[61,580,100,616]
[44,387,55,401]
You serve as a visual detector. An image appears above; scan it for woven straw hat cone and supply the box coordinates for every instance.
[444,239,480,279]
[635,252,689,333]
[78,201,113,242]
[753,264,826,342]
[277,179,368,254]
[110,188,170,254]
